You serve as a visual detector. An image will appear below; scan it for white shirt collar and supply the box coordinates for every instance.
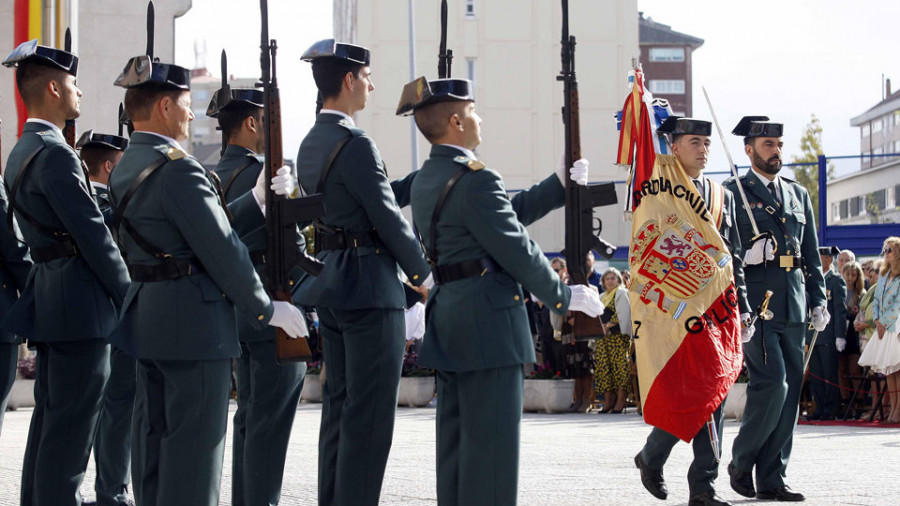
[750,167,779,189]
[320,109,355,126]
[134,131,185,151]
[25,118,63,139]
[91,182,108,190]
[440,144,477,160]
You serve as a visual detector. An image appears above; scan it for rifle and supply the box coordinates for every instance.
[63,28,76,148]
[218,50,230,157]
[557,0,618,339]
[259,0,327,363]
[438,0,453,79]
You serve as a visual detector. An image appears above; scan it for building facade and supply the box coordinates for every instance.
[338,0,639,259]
[637,12,703,117]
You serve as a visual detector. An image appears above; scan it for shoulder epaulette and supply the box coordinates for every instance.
[452,155,485,171]
[165,146,187,161]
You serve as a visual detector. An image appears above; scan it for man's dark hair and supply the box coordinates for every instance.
[80,146,120,177]
[124,85,184,122]
[15,63,66,107]
[743,136,756,146]
[311,58,364,100]
[414,101,468,143]
[218,104,262,143]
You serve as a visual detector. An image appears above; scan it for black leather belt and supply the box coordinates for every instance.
[249,250,267,266]
[433,257,503,285]
[31,238,78,263]
[317,229,381,251]
[128,258,206,282]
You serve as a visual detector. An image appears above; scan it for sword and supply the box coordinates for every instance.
[707,414,721,463]
[803,324,819,376]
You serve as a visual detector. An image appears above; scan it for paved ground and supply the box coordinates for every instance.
[1,401,898,505]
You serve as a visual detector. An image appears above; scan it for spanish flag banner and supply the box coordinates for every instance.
[629,154,742,442]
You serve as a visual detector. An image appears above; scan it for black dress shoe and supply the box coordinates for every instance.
[634,452,668,500]
[728,461,755,498]
[756,485,805,501]
[689,489,732,506]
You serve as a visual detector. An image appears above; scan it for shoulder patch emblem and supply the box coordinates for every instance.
[453,155,485,171]
[165,147,186,161]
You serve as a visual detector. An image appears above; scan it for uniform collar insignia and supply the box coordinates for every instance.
[165,147,186,161]
[452,155,485,171]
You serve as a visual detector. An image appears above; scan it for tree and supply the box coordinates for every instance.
[789,114,834,226]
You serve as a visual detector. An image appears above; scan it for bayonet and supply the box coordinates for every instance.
[146,1,155,59]
[438,0,453,78]
[63,27,76,148]
[219,49,230,156]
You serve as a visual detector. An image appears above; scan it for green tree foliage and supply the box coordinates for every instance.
[789,114,834,226]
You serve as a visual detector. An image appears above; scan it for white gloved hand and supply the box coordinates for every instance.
[555,153,590,187]
[568,284,604,318]
[836,337,847,352]
[740,312,755,343]
[268,300,309,339]
[743,236,776,266]
[811,305,831,333]
[270,165,298,197]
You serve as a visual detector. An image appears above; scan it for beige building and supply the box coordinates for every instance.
[341,0,639,258]
[1,0,191,164]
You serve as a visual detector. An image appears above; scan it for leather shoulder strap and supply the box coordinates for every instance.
[111,156,168,256]
[222,157,258,199]
[5,145,47,243]
[316,134,355,193]
[428,168,470,264]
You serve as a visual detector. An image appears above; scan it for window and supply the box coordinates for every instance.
[466,0,475,17]
[649,47,685,62]
[839,199,849,220]
[832,203,840,222]
[874,147,884,156]
[648,80,685,95]
[872,119,883,133]
[869,189,887,211]
[467,58,476,83]
[850,196,862,217]
[895,184,900,208]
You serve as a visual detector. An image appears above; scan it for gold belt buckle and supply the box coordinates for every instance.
[779,255,794,269]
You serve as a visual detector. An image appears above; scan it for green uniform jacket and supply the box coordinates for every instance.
[0,182,33,344]
[108,132,273,360]
[411,145,571,372]
[723,170,826,323]
[294,113,430,309]
[214,145,263,203]
[3,123,128,342]
[714,182,750,314]
[811,269,847,346]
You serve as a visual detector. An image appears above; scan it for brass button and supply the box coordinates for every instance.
[289,280,294,286]
[514,295,520,301]
[556,302,563,309]
[413,274,419,280]
[257,314,265,321]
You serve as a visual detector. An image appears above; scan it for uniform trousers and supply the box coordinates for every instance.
[641,402,725,497]
[92,346,137,506]
[232,339,306,506]
[316,307,405,506]
[807,342,840,417]
[131,358,231,506]
[731,321,805,491]
[436,365,524,506]
[20,340,109,506]
[0,342,18,436]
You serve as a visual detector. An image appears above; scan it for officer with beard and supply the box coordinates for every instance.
[723,116,828,502]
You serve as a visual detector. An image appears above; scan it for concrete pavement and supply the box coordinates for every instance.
[1,402,898,505]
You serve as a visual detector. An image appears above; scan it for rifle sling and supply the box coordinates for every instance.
[428,168,469,264]
[5,145,73,244]
[112,156,168,259]
[221,158,257,200]
[316,134,354,194]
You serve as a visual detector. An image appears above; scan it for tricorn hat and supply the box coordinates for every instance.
[301,39,370,65]
[75,130,128,151]
[656,116,712,137]
[113,55,190,90]
[818,245,841,257]
[732,116,783,138]
[396,77,475,116]
[2,39,79,76]
[206,88,265,118]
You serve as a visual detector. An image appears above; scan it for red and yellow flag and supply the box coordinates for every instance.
[616,67,656,212]
[628,154,742,442]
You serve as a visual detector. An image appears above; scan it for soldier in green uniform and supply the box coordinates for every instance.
[76,130,136,506]
[0,113,33,437]
[207,85,307,506]
[396,77,603,506]
[633,117,752,506]
[2,40,130,506]
[724,116,828,502]
[108,53,307,506]
[805,245,847,421]
[295,40,432,506]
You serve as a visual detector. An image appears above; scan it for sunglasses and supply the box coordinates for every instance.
[884,247,895,255]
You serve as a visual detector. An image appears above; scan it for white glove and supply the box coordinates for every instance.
[270,165,298,197]
[568,284,604,318]
[836,337,847,352]
[740,312,755,343]
[268,300,309,339]
[811,305,830,333]
[555,153,590,187]
[743,236,776,266]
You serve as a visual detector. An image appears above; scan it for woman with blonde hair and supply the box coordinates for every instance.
[840,261,865,414]
[858,237,900,423]
[593,268,632,413]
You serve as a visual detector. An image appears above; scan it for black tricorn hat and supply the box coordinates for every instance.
[732,116,783,138]
[657,116,712,137]
[113,55,190,90]
[2,39,79,76]
[301,39,370,65]
[818,245,841,257]
[206,88,265,118]
[75,130,128,151]
[396,77,475,116]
